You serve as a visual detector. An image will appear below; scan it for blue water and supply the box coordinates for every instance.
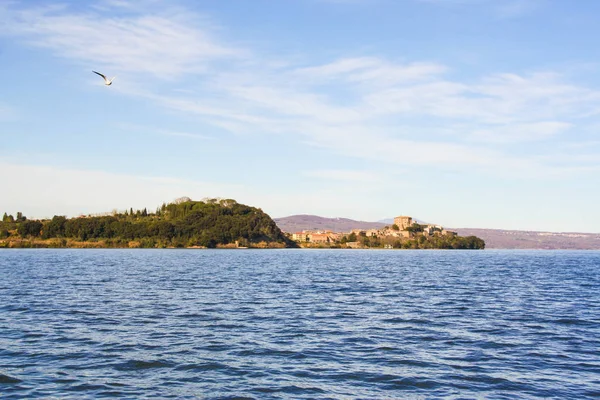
[0,249,599,399]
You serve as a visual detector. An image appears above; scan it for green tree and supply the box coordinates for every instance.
[406,223,425,233]
[43,216,67,238]
[6,199,297,248]
[391,224,399,231]
[17,220,42,237]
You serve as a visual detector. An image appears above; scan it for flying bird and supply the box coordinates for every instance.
[92,71,115,86]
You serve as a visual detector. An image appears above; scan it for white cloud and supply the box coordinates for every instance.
[1,3,243,78]
[117,123,214,140]
[294,57,447,86]
[156,130,213,140]
[145,63,600,177]
[415,0,543,17]
[470,121,572,143]
[3,1,599,182]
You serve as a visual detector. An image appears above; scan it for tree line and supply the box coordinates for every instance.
[1,199,296,248]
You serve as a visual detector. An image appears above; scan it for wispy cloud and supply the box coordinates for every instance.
[303,169,382,182]
[3,1,599,180]
[114,123,214,140]
[294,57,447,87]
[496,0,544,18]
[470,121,572,143]
[145,60,600,177]
[156,130,213,140]
[1,2,243,78]
[416,0,543,17]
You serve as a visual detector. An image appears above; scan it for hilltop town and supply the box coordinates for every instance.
[286,215,484,249]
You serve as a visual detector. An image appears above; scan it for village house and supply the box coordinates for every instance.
[292,232,308,242]
[289,215,452,245]
[365,229,379,237]
[308,233,330,244]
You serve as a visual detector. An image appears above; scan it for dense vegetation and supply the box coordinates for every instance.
[341,232,486,249]
[0,198,296,248]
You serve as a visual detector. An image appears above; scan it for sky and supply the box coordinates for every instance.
[1,0,600,232]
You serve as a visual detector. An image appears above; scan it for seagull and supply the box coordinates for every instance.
[92,70,115,86]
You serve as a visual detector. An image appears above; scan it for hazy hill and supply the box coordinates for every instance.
[452,228,600,250]
[274,215,386,233]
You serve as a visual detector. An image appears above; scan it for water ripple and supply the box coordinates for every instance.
[0,249,599,399]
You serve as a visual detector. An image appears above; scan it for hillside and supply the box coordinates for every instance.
[274,215,386,233]
[1,199,296,249]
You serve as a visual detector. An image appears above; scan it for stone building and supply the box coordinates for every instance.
[292,232,308,242]
[393,216,413,230]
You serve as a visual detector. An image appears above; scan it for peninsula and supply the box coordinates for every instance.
[1,200,485,250]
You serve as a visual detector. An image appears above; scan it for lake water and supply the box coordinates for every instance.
[0,249,599,399]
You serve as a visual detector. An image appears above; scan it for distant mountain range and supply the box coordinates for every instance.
[274,215,600,250]
[449,228,600,250]
[274,215,386,233]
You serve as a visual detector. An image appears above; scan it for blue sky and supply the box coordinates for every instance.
[1,0,600,232]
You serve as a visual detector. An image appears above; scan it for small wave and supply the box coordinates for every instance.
[235,348,305,359]
[114,359,174,371]
[0,373,22,384]
[67,383,113,392]
[388,358,432,368]
[175,313,223,321]
[174,362,229,372]
[252,385,326,395]
[382,317,432,325]
[1,305,29,312]
[554,318,593,326]
[22,332,45,339]
[387,377,441,390]
[445,373,518,387]
[342,337,376,344]
[376,346,397,351]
